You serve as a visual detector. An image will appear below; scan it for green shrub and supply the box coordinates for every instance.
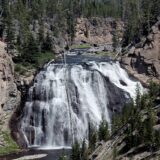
[0,131,19,155]
[34,52,54,68]
[14,64,27,75]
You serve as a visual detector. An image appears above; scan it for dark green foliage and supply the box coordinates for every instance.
[88,122,97,151]
[67,11,76,43]
[98,119,110,142]
[58,151,67,160]
[58,155,66,160]
[112,81,160,152]
[2,0,160,56]
[22,34,39,63]
[70,140,89,160]
[111,100,134,134]
[112,31,118,51]
[154,130,160,148]
[71,81,160,158]
[141,0,160,35]
[135,84,141,108]
[71,141,80,160]
[122,0,160,46]
[148,81,160,98]
[81,140,89,160]
[41,32,52,52]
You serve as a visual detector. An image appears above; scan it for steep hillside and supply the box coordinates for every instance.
[90,84,160,160]
[121,19,160,86]
[0,41,20,155]
[0,41,19,123]
[74,17,123,46]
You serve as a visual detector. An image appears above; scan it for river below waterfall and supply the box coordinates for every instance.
[0,149,71,160]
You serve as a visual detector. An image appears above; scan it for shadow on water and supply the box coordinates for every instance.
[0,149,71,160]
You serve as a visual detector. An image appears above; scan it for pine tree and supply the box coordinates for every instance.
[135,83,141,109]
[98,119,110,142]
[59,155,66,160]
[154,130,160,148]
[149,81,160,98]
[81,140,89,160]
[112,30,118,52]
[42,32,52,52]
[22,33,39,63]
[88,122,97,151]
[71,141,80,160]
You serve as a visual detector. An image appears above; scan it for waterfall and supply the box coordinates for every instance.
[20,58,142,149]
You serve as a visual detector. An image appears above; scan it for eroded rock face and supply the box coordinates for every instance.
[0,41,20,131]
[121,20,160,85]
[74,17,124,45]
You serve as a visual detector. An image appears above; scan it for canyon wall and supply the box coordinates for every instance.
[121,19,160,85]
[0,41,20,148]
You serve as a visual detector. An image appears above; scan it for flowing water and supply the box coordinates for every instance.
[20,54,142,149]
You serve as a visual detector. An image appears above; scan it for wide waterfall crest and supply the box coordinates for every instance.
[20,60,142,149]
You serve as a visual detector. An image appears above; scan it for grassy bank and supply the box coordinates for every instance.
[70,44,91,49]
[0,131,19,155]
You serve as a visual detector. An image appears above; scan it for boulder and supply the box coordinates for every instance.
[153,124,160,131]
[121,57,131,66]
[152,26,159,34]
[128,46,135,55]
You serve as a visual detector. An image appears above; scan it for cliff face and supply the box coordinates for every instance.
[121,19,160,85]
[0,41,20,113]
[74,17,124,45]
[0,41,20,147]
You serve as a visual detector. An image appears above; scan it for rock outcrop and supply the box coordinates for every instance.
[0,41,20,115]
[0,41,20,149]
[74,17,124,45]
[121,20,160,85]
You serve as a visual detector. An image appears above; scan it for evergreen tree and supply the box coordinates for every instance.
[81,140,89,160]
[154,130,160,148]
[88,122,97,151]
[148,81,160,98]
[59,155,66,160]
[98,119,110,142]
[135,84,141,109]
[42,32,52,52]
[71,141,80,160]
[112,29,118,52]
[22,34,39,63]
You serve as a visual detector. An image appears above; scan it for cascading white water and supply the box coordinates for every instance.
[20,60,142,149]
